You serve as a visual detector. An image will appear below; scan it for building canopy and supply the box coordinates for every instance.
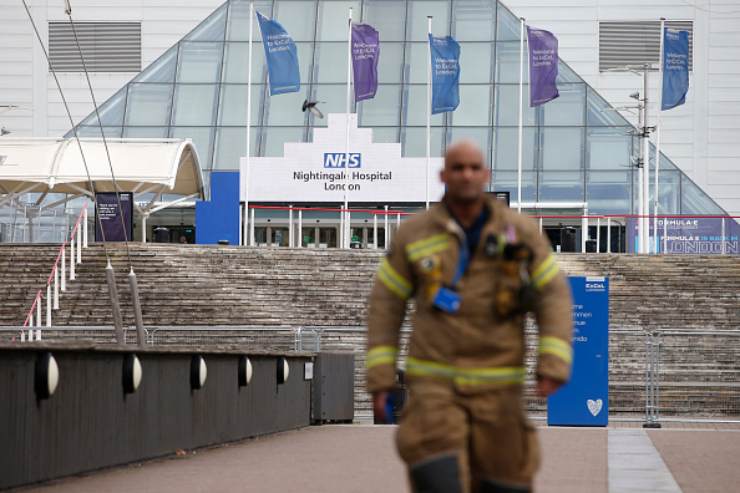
[0,138,204,198]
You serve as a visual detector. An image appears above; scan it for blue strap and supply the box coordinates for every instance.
[451,237,470,286]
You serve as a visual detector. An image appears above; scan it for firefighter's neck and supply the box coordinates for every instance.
[445,196,486,229]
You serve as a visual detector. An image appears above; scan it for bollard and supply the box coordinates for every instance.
[128,268,146,348]
[105,261,125,344]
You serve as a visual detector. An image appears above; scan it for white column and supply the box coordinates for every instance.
[82,206,88,247]
[46,285,51,327]
[721,217,726,255]
[61,247,66,291]
[76,225,82,264]
[538,216,543,234]
[250,208,255,246]
[347,210,352,247]
[516,17,525,213]
[426,16,432,210]
[36,294,41,328]
[70,237,76,280]
[288,205,294,248]
[581,215,588,254]
[373,213,378,249]
[142,213,148,243]
[384,205,389,249]
[297,209,303,248]
[663,218,668,253]
[596,217,601,253]
[607,217,612,254]
[53,265,59,309]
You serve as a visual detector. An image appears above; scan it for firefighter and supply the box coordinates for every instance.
[366,140,573,493]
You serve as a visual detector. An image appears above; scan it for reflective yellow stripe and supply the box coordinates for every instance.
[377,258,413,299]
[539,336,573,364]
[406,234,450,262]
[367,345,399,369]
[406,357,526,386]
[532,254,560,289]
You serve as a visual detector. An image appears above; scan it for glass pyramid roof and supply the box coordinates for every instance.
[66,0,726,215]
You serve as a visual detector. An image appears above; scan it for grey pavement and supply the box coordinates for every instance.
[17,424,740,493]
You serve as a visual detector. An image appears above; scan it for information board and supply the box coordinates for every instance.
[95,192,133,242]
[547,276,609,427]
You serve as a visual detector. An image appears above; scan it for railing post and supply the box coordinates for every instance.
[373,213,378,249]
[347,210,352,249]
[83,206,88,248]
[250,207,255,247]
[46,285,51,327]
[53,266,59,310]
[76,225,82,264]
[288,205,294,248]
[61,246,66,291]
[70,239,76,281]
[297,209,303,248]
[384,205,389,249]
[721,217,726,255]
[607,217,612,254]
[36,294,41,328]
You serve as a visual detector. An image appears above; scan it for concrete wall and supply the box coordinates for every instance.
[0,345,313,490]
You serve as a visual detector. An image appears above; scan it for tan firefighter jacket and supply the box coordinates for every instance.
[366,197,573,393]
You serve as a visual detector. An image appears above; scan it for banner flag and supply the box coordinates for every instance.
[662,28,690,111]
[351,24,380,102]
[256,11,300,95]
[429,34,460,114]
[527,26,559,107]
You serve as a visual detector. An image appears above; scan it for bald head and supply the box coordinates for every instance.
[440,140,490,205]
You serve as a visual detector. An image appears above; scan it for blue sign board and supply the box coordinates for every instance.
[195,171,240,245]
[547,276,609,427]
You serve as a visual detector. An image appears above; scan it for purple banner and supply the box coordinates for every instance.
[627,218,740,254]
[95,192,133,242]
[351,23,380,102]
[527,26,559,107]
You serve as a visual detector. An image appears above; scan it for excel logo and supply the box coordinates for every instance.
[323,152,362,168]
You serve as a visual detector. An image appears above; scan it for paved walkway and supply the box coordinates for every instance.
[19,425,740,493]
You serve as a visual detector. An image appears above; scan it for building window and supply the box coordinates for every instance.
[598,20,693,72]
[49,21,141,72]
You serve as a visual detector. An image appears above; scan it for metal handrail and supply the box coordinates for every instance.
[20,203,88,340]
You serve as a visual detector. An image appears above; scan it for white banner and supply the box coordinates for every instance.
[241,114,445,203]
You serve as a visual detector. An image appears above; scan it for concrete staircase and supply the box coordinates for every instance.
[0,244,738,417]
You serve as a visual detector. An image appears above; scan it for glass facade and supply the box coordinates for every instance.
[67,0,726,215]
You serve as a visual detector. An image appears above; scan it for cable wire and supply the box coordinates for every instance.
[20,0,112,262]
[65,1,133,269]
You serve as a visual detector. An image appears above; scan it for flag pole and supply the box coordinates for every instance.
[516,17,525,213]
[654,17,665,254]
[343,7,353,249]
[244,2,254,246]
[426,16,432,210]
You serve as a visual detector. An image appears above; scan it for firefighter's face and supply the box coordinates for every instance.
[441,142,490,204]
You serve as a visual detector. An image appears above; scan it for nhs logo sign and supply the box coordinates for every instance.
[323,152,362,168]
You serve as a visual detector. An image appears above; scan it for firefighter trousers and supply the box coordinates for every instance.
[396,380,540,493]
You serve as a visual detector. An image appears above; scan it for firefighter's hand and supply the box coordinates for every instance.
[372,391,388,423]
[536,376,562,397]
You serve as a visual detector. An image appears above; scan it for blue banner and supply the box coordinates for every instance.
[256,11,300,95]
[429,34,460,114]
[548,276,609,427]
[661,28,690,111]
